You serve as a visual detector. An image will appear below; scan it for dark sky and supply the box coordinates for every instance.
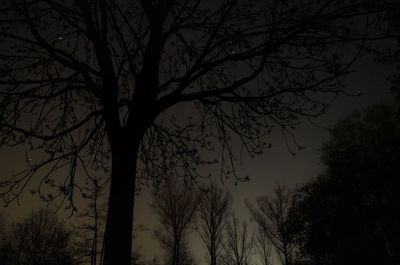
[1,52,393,263]
[0,59,396,265]
[0,3,398,264]
[130,51,397,264]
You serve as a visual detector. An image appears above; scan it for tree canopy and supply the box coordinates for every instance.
[288,103,400,265]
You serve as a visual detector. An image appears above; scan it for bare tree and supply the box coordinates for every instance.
[0,212,8,264]
[0,208,74,265]
[222,215,255,265]
[198,183,232,265]
[255,230,273,265]
[151,177,202,265]
[0,212,5,238]
[170,241,197,265]
[247,184,296,265]
[148,256,162,265]
[0,0,388,264]
[74,176,108,265]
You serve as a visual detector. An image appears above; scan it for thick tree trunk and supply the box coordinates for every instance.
[102,139,139,265]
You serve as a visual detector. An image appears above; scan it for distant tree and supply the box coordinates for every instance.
[288,103,400,265]
[222,215,254,265]
[0,1,389,264]
[247,184,297,265]
[376,0,400,99]
[131,241,146,265]
[74,176,107,265]
[198,183,232,265]
[73,176,144,265]
[0,212,8,264]
[0,208,74,265]
[0,212,5,238]
[255,230,273,265]
[171,241,197,265]
[151,177,202,265]
[148,256,162,265]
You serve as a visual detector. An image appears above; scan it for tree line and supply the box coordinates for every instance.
[2,102,399,265]
[0,179,290,265]
[148,102,400,265]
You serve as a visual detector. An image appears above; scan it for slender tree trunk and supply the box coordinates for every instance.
[283,243,290,265]
[173,236,180,265]
[102,138,139,265]
[91,185,98,265]
[211,235,216,265]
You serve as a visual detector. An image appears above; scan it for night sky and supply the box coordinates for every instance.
[0,47,396,264]
[0,1,398,264]
[133,51,397,263]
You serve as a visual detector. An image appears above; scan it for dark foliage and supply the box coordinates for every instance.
[288,103,400,265]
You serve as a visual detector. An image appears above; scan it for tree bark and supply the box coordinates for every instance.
[102,136,139,265]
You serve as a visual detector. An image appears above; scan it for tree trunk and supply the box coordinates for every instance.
[173,235,180,265]
[102,138,139,265]
[283,243,291,265]
[211,235,216,265]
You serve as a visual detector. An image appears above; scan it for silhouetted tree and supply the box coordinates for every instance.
[0,208,74,265]
[247,184,296,265]
[255,230,273,265]
[222,215,254,265]
[147,256,162,265]
[198,183,232,265]
[0,1,389,264]
[0,212,8,264]
[131,242,146,265]
[376,0,400,99]
[151,177,202,265]
[169,241,197,265]
[288,103,400,265]
[74,176,145,265]
[74,176,107,265]
[0,212,5,239]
